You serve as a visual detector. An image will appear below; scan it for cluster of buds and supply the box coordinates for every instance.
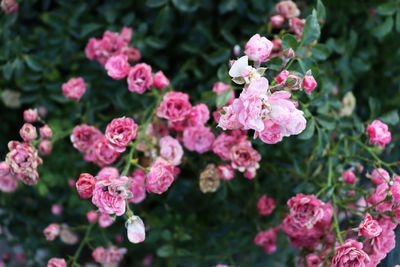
[270,0,304,39]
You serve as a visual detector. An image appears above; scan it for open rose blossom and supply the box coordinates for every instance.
[97,167,120,181]
[62,77,87,101]
[358,213,382,239]
[257,194,276,216]
[254,228,279,254]
[128,170,146,204]
[153,71,170,90]
[244,34,273,63]
[92,136,120,167]
[76,173,96,199]
[105,55,130,80]
[276,0,300,19]
[127,63,153,94]
[183,125,215,154]
[71,124,102,155]
[126,215,146,243]
[332,239,370,267]
[159,136,183,165]
[366,120,391,148]
[23,109,37,123]
[146,158,175,194]
[19,123,37,142]
[230,141,260,175]
[217,165,234,181]
[157,92,192,122]
[47,258,66,267]
[105,117,138,152]
[43,223,60,241]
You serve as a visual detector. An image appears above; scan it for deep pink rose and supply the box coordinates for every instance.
[275,70,289,84]
[302,75,317,92]
[97,167,120,181]
[342,170,356,184]
[127,63,153,94]
[92,247,107,263]
[157,92,192,122]
[358,213,382,239]
[71,124,102,154]
[128,170,146,204]
[306,254,321,267]
[183,125,215,154]
[366,120,391,148]
[255,119,283,144]
[126,47,141,62]
[159,136,183,165]
[212,132,238,161]
[105,117,138,152]
[390,180,400,204]
[257,194,276,216]
[43,223,60,241]
[289,17,305,36]
[370,168,390,185]
[189,104,210,126]
[153,71,170,90]
[105,55,130,80]
[92,136,120,167]
[244,34,273,63]
[287,194,325,229]
[62,77,87,101]
[39,124,53,139]
[332,239,370,267]
[76,173,96,199]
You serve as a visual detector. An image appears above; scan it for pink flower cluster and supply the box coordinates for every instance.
[270,1,304,39]
[92,245,127,264]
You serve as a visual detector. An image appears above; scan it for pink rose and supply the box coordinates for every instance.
[99,212,115,228]
[47,258,66,267]
[254,228,279,254]
[93,247,107,263]
[244,34,273,63]
[358,213,382,239]
[159,136,183,165]
[127,63,153,94]
[275,70,289,84]
[270,14,285,28]
[71,124,102,154]
[38,140,52,156]
[76,173,96,199]
[230,141,261,174]
[390,180,400,204]
[212,132,238,161]
[306,254,321,267]
[105,55,130,80]
[126,215,146,243]
[183,125,215,154]
[146,158,175,194]
[0,161,9,176]
[126,47,141,62]
[1,0,18,14]
[19,123,37,142]
[97,167,120,181]
[157,92,192,122]
[51,204,63,215]
[92,176,129,216]
[367,183,388,205]
[276,0,300,19]
[332,239,370,267]
[287,194,326,229]
[105,117,138,152]
[39,124,53,139]
[43,223,60,241]
[302,74,317,93]
[366,120,391,148]
[217,105,242,131]
[128,170,146,203]
[370,168,390,185]
[86,210,98,223]
[217,165,234,181]
[212,82,230,95]
[92,136,120,167]
[106,245,127,263]
[257,194,275,216]
[62,77,87,101]
[289,17,305,36]
[0,173,17,193]
[153,71,170,90]
[255,119,283,144]
[189,104,210,126]
[23,109,37,123]
[342,170,356,184]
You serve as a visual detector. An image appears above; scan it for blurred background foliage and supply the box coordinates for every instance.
[0,0,400,266]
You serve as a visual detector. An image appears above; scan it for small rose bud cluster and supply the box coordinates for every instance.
[275,69,318,93]
[1,0,18,14]
[92,245,127,264]
[366,119,391,148]
[272,1,304,38]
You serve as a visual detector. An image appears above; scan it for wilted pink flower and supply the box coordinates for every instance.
[126,215,145,243]
[370,168,390,185]
[62,77,87,101]
[289,17,305,36]
[0,173,17,193]
[128,170,146,204]
[157,92,192,122]
[276,0,300,18]
[275,70,289,84]
[159,136,183,165]
[19,123,37,142]
[254,228,279,254]
[217,165,234,181]
[257,194,275,216]
[358,213,382,239]
[153,71,170,90]
[302,74,317,93]
[38,140,52,156]
[92,176,129,216]
[1,0,18,14]
[332,239,370,267]
[76,173,96,199]
[105,117,138,152]
[230,141,261,174]
[127,63,153,94]
[366,120,391,148]
[245,34,273,63]
[39,124,53,139]
[342,170,356,184]
[43,223,60,241]
[183,125,215,154]
[23,109,37,123]
[47,258,66,267]
[146,158,175,194]
[86,210,98,223]
[99,213,115,228]
[105,55,130,80]
[270,14,285,28]
[92,136,120,167]
[71,124,102,155]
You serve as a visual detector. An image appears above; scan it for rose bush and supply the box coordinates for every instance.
[0,0,400,266]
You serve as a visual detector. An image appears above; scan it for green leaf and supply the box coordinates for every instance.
[378,110,399,125]
[317,0,326,21]
[310,44,331,60]
[372,16,393,38]
[281,34,299,50]
[266,57,282,71]
[301,10,321,45]
[154,6,171,35]
[3,62,13,80]
[217,64,229,83]
[176,248,191,256]
[146,0,168,8]
[216,90,232,108]
[172,0,200,12]
[376,2,397,16]
[25,56,43,72]
[205,48,230,66]
[38,183,49,196]
[157,244,174,258]
[298,119,315,140]
[161,230,172,241]
[80,23,102,38]
[316,115,336,130]
[396,11,400,32]
[368,97,380,121]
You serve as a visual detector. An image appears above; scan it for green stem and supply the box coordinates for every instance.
[70,223,94,267]
[332,194,343,245]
